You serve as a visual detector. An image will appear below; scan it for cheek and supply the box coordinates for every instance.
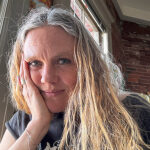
[63,70,77,90]
[30,70,41,86]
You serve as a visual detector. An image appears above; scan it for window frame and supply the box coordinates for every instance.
[71,0,104,45]
[70,0,113,54]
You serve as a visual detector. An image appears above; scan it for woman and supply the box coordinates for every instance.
[0,7,150,150]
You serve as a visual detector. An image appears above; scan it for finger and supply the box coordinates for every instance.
[21,60,31,105]
[22,83,30,105]
[17,75,21,86]
[23,60,33,86]
[23,59,39,95]
[19,55,23,78]
[18,57,24,88]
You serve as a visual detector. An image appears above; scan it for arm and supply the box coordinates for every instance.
[1,59,52,150]
[0,119,51,150]
[0,129,16,150]
[7,120,50,150]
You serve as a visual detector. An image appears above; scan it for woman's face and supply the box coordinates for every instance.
[23,26,77,113]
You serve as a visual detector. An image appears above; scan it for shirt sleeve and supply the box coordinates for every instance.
[122,94,150,145]
[5,110,31,139]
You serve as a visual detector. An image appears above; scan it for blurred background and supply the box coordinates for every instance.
[0,0,150,140]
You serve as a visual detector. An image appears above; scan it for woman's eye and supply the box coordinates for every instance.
[28,60,42,67]
[58,58,71,65]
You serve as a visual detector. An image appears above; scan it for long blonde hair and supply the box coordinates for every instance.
[8,7,149,150]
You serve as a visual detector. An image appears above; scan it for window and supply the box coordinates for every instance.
[70,0,108,54]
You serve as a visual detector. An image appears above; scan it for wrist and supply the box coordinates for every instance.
[25,129,37,150]
[32,112,52,126]
[26,119,51,146]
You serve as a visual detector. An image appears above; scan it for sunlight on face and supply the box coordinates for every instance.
[23,26,77,113]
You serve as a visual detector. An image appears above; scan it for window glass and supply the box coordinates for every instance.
[84,14,100,44]
[71,0,82,20]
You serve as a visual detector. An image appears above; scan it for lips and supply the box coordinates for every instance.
[41,89,65,97]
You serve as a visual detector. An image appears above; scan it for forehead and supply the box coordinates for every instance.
[24,26,74,44]
[23,26,75,58]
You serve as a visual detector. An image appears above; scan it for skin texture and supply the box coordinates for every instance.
[23,26,77,113]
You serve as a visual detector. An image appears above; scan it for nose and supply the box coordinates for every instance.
[41,65,58,84]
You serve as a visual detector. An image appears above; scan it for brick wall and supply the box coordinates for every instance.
[122,22,150,93]
[105,0,150,94]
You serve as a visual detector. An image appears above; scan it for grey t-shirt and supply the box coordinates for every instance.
[5,111,64,150]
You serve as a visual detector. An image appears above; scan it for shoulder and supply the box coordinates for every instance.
[5,110,31,139]
[122,94,150,144]
[122,93,150,110]
[121,93,150,119]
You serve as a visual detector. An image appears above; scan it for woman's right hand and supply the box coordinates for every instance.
[20,56,52,121]
[19,57,53,145]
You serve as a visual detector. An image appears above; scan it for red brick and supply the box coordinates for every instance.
[105,0,150,94]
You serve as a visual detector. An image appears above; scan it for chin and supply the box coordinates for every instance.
[43,95,68,113]
[46,103,66,113]
[48,108,65,113]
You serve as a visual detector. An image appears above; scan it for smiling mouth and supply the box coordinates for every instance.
[41,90,65,96]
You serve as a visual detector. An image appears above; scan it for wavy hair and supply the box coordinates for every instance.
[8,7,149,150]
